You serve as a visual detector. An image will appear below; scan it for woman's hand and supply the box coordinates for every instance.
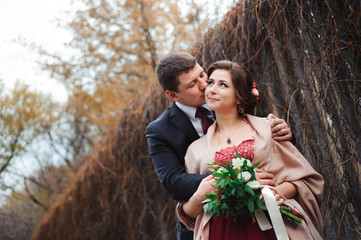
[194,174,217,202]
[255,168,275,187]
[256,168,280,204]
[182,175,216,219]
[267,113,292,141]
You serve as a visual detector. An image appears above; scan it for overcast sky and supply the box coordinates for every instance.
[0,0,77,102]
[0,0,234,103]
[0,0,78,203]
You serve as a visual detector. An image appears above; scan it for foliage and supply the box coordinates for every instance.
[2,0,206,238]
[204,152,302,225]
[0,80,59,176]
[193,1,361,239]
[203,154,265,219]
[40,0,204,131]
[2,0,206,239]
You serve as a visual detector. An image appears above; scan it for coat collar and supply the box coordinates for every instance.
[169,102,200,141]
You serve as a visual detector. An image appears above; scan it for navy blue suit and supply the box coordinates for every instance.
[146,102,208,240]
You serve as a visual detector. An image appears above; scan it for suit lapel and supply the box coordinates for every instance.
[169,102,199,142]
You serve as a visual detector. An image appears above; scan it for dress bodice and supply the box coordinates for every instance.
[210,138,277,240]
[214,139,255,166]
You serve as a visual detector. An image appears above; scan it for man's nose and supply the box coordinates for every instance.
[199,78,208,90]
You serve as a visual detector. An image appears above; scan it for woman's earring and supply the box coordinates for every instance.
[238,105,244,115]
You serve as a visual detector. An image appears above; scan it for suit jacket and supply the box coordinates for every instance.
[177,115,324,240]
[146,102,209,240]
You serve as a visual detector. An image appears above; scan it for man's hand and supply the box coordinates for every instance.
[267,113,292,141]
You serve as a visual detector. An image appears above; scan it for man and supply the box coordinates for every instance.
[146,52,293,240]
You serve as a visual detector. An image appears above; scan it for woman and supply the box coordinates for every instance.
[176,61,324,240]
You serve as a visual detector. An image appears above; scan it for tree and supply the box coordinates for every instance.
[0,162,77,240]
[40,0,204,131]
[0,80,59,177]
[3,0,206,238]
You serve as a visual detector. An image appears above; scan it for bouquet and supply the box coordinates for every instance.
[202,151,303,224]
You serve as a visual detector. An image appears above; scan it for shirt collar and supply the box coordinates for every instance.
[175,102,211,121]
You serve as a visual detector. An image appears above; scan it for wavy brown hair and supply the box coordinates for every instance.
[207,60,258,117]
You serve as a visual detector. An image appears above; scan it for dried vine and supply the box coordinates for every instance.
[193,1,360,239]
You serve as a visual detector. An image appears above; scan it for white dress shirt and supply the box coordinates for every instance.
[175,102,214,137]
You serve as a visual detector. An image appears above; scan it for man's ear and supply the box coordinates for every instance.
[165,90,179,102]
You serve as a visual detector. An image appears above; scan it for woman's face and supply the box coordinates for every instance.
[205,69,239,113]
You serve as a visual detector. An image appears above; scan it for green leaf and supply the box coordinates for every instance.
[221,202,229,210]
[213,173,223,179]
[235,150,241,159]
[226,164,236,179]
[244,184,255,195]
[237,188,245,198]
[248,199,255,212]
[238,177,245,184]
[256,198,266,210]
[214,178,226,188]
[251,162,260,169]
[221,194,228,200]
[205,193,218,200]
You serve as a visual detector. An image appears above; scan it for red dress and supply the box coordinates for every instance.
[210,139,277,240]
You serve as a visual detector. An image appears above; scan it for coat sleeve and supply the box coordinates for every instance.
[175,142,203,231]
[270,140,324,236]
[146,124,208,201]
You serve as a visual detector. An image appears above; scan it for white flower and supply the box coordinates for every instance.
[232,158,242,169]
[246,180,261,189]
[238,171,252,182]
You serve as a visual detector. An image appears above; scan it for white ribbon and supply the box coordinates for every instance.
[255,209,273,231]
[256,186,289,240]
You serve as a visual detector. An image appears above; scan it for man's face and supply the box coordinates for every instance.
[166,63,208,108]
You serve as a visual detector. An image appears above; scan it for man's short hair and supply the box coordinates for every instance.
[156,52,197,92]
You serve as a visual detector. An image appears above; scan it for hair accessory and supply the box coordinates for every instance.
[251,83,259,101]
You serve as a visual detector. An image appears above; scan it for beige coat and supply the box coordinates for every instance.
[177,115,324,240]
